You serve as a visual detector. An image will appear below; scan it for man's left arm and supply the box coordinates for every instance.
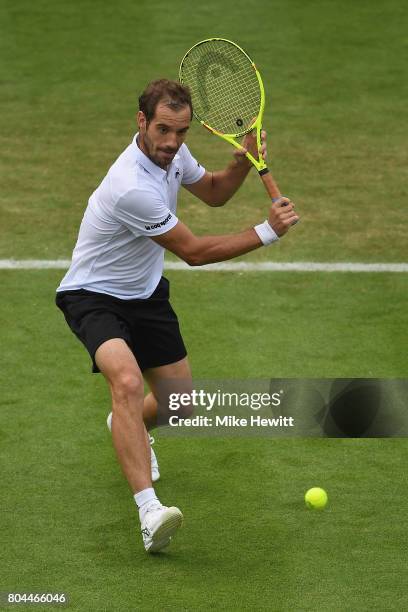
[184,130,267,207]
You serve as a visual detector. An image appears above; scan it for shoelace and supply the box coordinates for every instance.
[148,434,155,446]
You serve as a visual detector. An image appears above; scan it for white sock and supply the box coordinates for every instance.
[134,487,161,522]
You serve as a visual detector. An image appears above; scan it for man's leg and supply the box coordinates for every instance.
[107,357,192,483]
[96,338,183,552]
[142,392,160,431]
[143,356,193,427]
[95,338,151,493]
[106,403,160,481]
[106,355,191,437]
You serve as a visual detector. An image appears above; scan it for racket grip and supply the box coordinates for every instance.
[259,168,281,201]
[261,168,299,226]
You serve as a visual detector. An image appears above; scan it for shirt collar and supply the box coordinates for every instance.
[132,133,170,182]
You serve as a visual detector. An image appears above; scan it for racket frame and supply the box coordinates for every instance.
[179,37,281,199]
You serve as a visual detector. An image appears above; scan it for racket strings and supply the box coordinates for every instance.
[180,39,260,134]
[182,52,258,131]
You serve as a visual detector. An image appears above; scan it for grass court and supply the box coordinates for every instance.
[1,1,407,610]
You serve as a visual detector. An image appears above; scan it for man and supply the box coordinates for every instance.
[56,79,299,554]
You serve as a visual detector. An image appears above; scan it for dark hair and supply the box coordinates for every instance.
[138,79,193,122]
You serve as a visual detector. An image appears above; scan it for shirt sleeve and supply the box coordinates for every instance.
[179,143,206,185]
[114,188,178,237]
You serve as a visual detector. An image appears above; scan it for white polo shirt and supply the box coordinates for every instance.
[57,135,205,299]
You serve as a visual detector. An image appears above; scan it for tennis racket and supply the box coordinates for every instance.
[179,37,282,202]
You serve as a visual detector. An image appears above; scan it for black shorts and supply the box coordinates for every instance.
[55,277,187,373]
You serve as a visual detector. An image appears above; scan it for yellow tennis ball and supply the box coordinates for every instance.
[305,487,328,510]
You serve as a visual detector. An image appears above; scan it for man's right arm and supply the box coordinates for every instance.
[151,198,299,266]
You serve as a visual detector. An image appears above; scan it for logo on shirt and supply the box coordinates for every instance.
[145,213,172,231]
[175,169,181,179]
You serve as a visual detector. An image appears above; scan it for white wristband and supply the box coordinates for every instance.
[254,220,279,246]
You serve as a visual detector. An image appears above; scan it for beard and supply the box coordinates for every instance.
[141,129,178,169]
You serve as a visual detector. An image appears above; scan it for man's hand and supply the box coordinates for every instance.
[233,129,267,166]
[268,197,299,236]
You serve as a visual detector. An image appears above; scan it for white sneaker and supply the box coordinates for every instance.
[106,412,160,482]
[141,505,183,553]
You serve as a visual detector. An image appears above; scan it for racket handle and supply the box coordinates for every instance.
[259,168,281,201]
[260,167,299,225]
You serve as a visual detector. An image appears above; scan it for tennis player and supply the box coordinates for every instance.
[56,79,299,553]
